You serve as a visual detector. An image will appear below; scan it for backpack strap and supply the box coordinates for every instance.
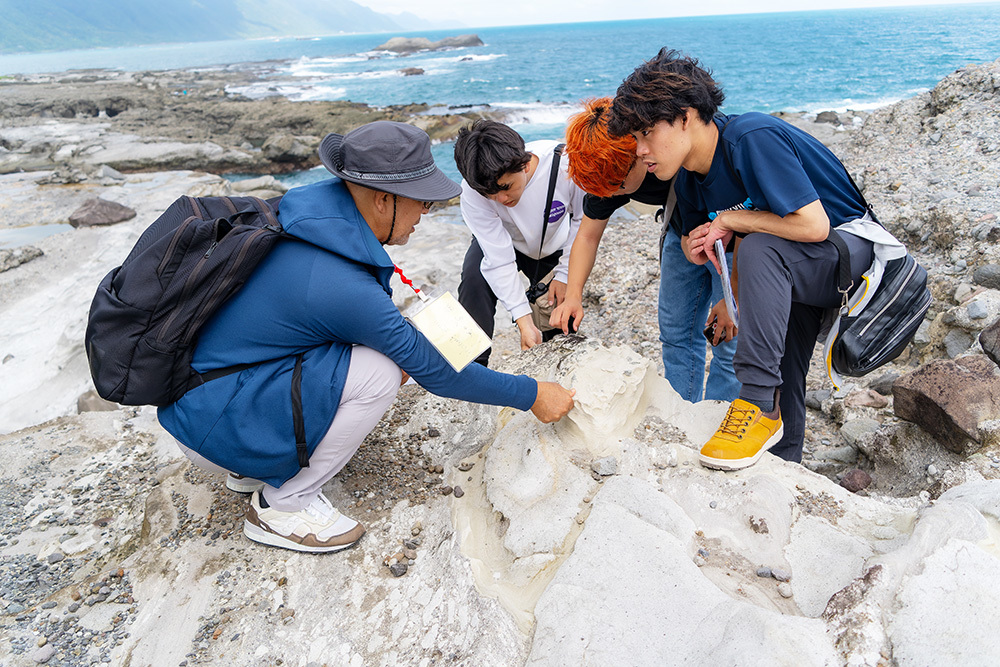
[538,143,565,257]
[528,143,565,289]
[827,228,854,312]
[291,354,309,468]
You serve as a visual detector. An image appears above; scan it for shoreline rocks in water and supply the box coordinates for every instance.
[0,66,494,177]
[374,34,485,53]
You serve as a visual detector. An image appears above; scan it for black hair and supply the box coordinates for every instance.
[453,119,532,196]
[608,48,725,137]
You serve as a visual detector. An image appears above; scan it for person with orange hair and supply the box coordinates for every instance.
[551,97,739,403]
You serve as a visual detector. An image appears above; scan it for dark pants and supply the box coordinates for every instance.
[734,231,874,462]
[458,237,562,366]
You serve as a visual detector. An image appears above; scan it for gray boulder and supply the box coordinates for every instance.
[262,133,316,163]
[68,197,137,228]
[973,264,1000,290]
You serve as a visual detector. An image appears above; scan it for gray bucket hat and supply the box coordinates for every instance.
[319,121,461,201]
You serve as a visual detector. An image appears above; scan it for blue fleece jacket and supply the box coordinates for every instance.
[158,178,537,486]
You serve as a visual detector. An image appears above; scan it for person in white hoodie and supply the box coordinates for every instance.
[454,119,584,366]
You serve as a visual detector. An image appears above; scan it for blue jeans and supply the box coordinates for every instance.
[658,228,740,403]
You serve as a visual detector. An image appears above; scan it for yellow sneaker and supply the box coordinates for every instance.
[699,398,783,470]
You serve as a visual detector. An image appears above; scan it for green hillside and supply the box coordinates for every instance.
[0,0,403,54]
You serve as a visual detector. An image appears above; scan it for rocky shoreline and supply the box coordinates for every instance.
[1,59,1000,666]
[0,65,490,178]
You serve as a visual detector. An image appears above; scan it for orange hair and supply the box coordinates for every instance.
[565,97,638,198]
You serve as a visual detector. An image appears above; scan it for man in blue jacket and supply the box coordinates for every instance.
[158,122,575,553]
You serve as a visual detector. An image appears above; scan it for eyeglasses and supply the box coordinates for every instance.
[421,201,434,212]
[611,157,638,192]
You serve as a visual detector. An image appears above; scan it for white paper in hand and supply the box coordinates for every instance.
[715,239,739,328]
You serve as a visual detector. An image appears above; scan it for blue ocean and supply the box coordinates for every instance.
[2,3,999,186]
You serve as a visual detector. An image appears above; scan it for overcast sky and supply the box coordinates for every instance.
[360,0,992,28]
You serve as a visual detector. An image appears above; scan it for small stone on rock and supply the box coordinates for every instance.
[453,486,465,498]
[440,486,453,496]
[458,462,474,472]
[967,301,989,320]
[46,552,65,564]
[389,562,408,577]
[756,566,772,578]
[771,568,791,582]
[840,468,872,493]
[590,456,618,476]
[777,582,794,598]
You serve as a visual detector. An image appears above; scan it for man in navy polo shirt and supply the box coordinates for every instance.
[609,48,875,470]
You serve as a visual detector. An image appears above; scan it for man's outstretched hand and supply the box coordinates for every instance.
[531,382,576,423]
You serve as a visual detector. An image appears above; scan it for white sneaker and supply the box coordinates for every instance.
[226,473,265,494]
[243,491,365,553]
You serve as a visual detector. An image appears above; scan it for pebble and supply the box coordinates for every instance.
[68,602,80,612]
[927,464,939,476]
[403,539,420,550]
[967,301,989,320]
[693,554,706,567]
[31,645,56,664]
[457,462,474,472]
[389,563,408,577]
[590,456,618,476]
[46,552,65,564]
[777,583,794,598]
[756,566,772,578]
[771,568,791,582]
[440,486,453,496]
[697,548,709,559]
[709,501,717,509]
[453,486,465,498]
[840,468,872,493]
[41,601,57,609]
[426,427,440,437]
[403,548,417,560]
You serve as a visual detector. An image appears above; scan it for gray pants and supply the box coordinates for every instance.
[734,231,873,462]
[178,346,401,511]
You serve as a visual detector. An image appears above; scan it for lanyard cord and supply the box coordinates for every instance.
[394,265,427,302]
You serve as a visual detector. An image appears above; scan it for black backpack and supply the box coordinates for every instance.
[825,222,931,386]
[85,195,286,407]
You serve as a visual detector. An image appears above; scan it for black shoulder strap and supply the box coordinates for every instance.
[538,143,565,257]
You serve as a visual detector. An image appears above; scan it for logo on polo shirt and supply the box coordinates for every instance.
[548,201,566,223]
